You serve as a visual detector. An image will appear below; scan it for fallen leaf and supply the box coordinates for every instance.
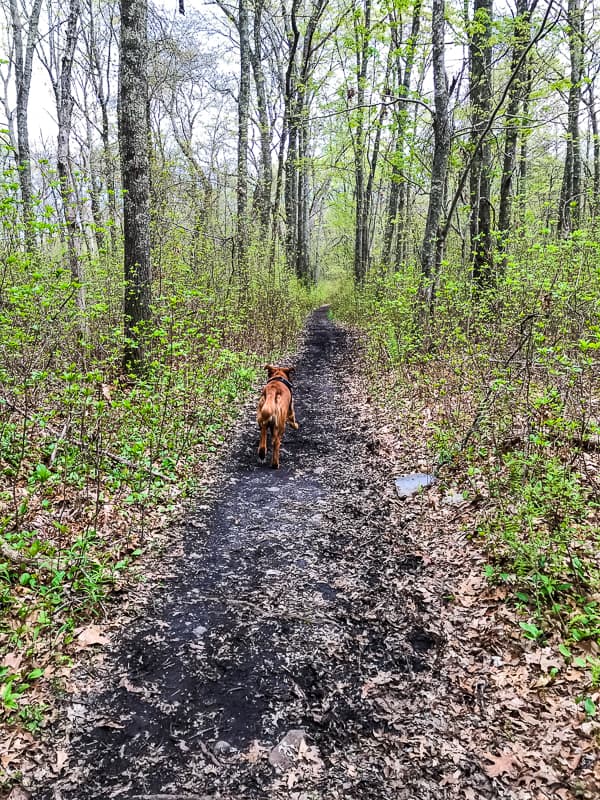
[55,749,68,773]
[118,677,143,694]
[2,653,23,671]
[8,788,31,800]
[481,750,519,778]
[75,625,110,648]
[243,740,264,764]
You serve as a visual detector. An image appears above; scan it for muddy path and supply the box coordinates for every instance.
[39,309,499,800]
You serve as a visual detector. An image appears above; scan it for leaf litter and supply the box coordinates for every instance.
[5,308,597,799]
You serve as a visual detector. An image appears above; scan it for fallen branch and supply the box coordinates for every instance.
[0,540,58,573]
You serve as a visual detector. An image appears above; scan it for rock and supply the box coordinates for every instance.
[192,625,207,638]
[268,729,307,770]
[394,472,436,498]
[214,740,235,755]
[442,492,464,506]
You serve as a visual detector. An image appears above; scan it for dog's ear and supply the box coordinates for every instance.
[283,366,295,379]
[263,364,275,375]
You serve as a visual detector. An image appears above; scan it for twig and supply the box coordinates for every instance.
[49,419,70,467]
[455,315,538,458]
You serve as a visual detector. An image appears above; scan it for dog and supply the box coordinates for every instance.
[257,365,299,469]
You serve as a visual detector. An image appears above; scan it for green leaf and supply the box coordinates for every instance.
[520,622,543,640]
[34,463,52,482]
[558,643,571,660]
[583,697,597,717]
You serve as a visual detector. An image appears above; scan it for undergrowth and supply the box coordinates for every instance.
[331,232,600,698]
[0,236,312,744]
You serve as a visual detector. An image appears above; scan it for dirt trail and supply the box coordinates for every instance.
[39,309,498,800]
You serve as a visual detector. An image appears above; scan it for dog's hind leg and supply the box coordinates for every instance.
[287,399,299,430]
[258,422,267,461]
[271,424,282,469]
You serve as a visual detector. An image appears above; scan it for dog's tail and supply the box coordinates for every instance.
[257,394,285,431]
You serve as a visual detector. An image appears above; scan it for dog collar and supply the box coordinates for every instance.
[267,376,293,394]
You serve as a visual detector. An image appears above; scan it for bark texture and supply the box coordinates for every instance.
[119,0,152,373]
[558,0,584,235]
[420,0,451,301]
[469,0,493,286]
[237,0,250,281]
[498,0,531,257]
[9,0,43,250]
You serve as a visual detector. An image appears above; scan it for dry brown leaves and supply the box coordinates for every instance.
[353,368,600,800]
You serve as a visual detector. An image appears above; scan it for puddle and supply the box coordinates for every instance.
[394,472,436,498]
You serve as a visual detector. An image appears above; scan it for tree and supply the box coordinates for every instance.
[39,0,87,320]
[120,0,152,372]
[237,0,250,282]
[498,0,532,256]
[420,0,451,303]
[469,0,494,285]
[558,0,584,234]
[8,0,43,250]
[382,0,422,271]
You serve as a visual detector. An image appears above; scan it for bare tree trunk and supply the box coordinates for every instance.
[119,0,152,374]
[558,0,583,235]
[353,0,372,284]
[56,0,87,327]
[585,85,600,220]
[9,0,43,251]
[251,0,272,237]
[83,108,106,253]
[420,0,451,304]
[283,0,326,282]
[283,0,301,273]
[498,0,530,260]
[469,0,494,286]
[237,0,250,283]
[382,0,421,269]
[517,64,533,227]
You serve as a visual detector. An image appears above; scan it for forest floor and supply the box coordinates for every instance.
[20,309,599,799]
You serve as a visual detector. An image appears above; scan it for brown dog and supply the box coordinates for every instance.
[257,365,299,469]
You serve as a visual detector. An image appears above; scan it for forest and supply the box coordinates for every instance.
[0,0,599,796]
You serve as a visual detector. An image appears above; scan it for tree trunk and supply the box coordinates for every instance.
[236,0,251,283]
[84,0,118,254]
[420,0,451,303]
[517,64,533,228]
[56,0,87,326]
[498,0,530,260]
[585,86,600,220]
[469,0,494,286]
[251,0,272,237]
[558,0,583,235]
[353,0,372,284]
[9,0,43,251]
[283,0,326,282]
[382,0,421,270]
[283,0,301,272]
[119,0,152,374]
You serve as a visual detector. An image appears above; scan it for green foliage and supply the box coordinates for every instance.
[0,167,312,737]
[331,228,600,694]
